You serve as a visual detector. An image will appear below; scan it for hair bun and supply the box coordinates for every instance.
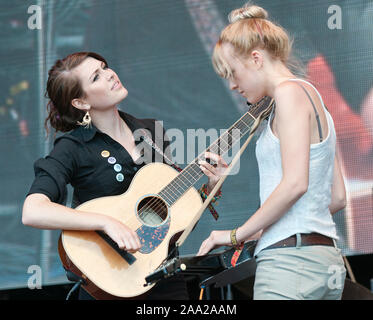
[228,4,268,23]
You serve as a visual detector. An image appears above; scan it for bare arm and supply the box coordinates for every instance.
[329,153,347,214]
[197,83,311,254]
[23,193,106,230]
[234,82,311,242]
[22,193,141,252]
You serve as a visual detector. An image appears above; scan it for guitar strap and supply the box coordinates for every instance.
[139,129,183,172]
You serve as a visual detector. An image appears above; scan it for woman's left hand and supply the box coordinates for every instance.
[197,230,232,256]
[199,152,228,192]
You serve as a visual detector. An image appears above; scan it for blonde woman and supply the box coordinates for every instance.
[197,3,347,300]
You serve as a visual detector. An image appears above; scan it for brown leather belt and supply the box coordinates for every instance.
[264,233,334,250]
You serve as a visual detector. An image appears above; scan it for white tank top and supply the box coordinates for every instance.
[254,78,338,256]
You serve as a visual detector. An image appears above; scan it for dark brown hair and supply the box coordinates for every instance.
[44,52,108,135]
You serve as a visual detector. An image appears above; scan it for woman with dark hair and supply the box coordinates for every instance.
[197,3,347,300]
[22,51,227,299]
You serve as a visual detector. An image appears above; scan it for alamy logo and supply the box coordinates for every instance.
[27,5,42,30]
[327,265,344,290]
[27,265,42,289]
[327,5,342,30]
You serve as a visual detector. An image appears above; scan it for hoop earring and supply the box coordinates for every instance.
[77,111,92,128]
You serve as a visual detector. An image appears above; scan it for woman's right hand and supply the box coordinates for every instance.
[102,216,142,253]
[22,194,142,253]
[23,194,141,254]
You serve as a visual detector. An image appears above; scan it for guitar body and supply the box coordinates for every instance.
[60,162,202,299]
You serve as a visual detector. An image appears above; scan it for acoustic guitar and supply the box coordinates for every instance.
[58,97,274,299]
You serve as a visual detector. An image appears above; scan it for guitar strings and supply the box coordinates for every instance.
[136,98,273,224]
[148,97,272,207]
[134,98,272,225]
[156,98,268,204]
[134,98,274,226]
[136,115,255,224]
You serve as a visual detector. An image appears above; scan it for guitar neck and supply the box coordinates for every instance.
[158,100,268,206]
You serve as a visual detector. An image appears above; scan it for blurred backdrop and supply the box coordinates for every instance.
[0,0,372,292]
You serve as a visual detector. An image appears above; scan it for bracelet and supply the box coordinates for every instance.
[230,228,238,246]
[230,228,245,267]
[199,183,222,203]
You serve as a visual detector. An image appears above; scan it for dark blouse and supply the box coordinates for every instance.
[27,110,191,300]
[27,111,171,207]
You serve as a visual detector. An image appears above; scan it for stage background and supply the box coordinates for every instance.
[0,0,372,290]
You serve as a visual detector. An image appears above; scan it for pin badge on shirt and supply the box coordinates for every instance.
[116,173,124,182]
[101,150,110,158]
[114,164,122,172]
[108,157,116,164]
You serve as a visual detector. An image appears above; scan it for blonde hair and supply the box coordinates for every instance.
[212,2,296,79]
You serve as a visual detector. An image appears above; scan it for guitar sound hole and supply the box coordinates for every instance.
[137,196,168,226]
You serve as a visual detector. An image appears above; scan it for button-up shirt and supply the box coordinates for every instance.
[27,111,170,207]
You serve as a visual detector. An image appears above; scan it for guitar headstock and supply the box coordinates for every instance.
[247,96,275,120]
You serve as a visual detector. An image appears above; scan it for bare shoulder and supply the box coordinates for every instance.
[273,80,312,119]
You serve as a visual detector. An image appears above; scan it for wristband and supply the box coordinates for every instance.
[230,228,238,246]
